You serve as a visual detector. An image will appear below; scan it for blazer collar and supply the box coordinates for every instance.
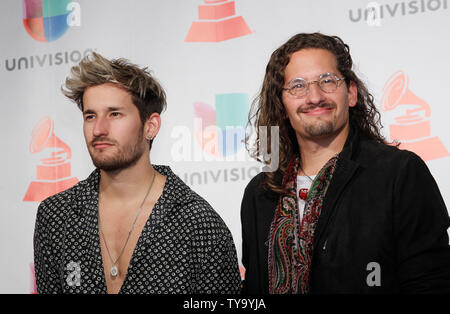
[69,165,195,215]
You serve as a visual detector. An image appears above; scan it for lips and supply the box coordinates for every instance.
[303,107,333,115]
[298,104,335,115]
[92,141,114,149]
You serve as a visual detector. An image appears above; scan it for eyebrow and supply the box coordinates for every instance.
[289,72,337,81]
[286,73,339,85]
[83,106,125,115]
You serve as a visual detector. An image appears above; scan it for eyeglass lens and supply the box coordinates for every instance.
[287,74,340,96]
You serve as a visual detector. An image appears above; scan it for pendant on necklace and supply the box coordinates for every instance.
[299,188,309,201]
[111,265,118,277]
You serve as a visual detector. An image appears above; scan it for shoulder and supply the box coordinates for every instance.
[164,170,232,233]
[182,189,219,218]
[175,190,237,249]
[354,140,439,194]
[34,179,84,245]
[155,165,230,228]
[356,139,421,168]
[36,183,77,222]
[36,171,96,224]
[183,189,232,232]
[243,172,268,196]
[241,171,279,221]
[241,172,265,214]
[242,171,280,202]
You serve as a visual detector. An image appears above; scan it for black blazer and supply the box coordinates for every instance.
[241,127,450,293]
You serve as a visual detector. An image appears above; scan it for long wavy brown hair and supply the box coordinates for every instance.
[246,33,387,193]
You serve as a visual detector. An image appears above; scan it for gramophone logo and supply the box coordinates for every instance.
[23,0,72,42]
[24,117,78,202]
[194,93,249,157]
[185,0,252,42]
[381,70,449,161]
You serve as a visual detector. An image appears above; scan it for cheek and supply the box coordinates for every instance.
[83,124,91,141]
[335,99,351,122]
[282,97,298,118]
[121,121,144,142]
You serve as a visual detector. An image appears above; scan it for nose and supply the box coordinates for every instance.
[93,116,109,137]
[305,81,326,106]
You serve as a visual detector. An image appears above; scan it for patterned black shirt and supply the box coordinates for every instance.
[34,165,241,294]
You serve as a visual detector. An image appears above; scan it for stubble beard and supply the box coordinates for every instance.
[89,131,147,172]
[298,103,339,138]
[303,118,335,137]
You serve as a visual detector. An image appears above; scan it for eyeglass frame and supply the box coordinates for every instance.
[282,72,346,98]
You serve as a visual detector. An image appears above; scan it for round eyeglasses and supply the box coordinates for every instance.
[282,73,345,98]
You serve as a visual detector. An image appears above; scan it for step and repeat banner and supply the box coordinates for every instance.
[0,0,449,293]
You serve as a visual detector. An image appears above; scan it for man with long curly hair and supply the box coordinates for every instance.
[241,33,450,294]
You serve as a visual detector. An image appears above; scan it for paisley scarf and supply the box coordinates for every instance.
[268,154,339,294]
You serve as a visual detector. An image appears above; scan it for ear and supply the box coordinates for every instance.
[347,81,358,108]
[144,112,161,141]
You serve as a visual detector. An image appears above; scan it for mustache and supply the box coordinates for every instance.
[90,138,117,146]
[297,102,336,114]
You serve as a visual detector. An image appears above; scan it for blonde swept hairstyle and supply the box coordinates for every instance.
[62,51,167,125]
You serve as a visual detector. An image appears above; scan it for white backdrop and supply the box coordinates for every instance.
[0,0,449,293]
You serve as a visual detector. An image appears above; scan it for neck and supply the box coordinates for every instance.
[99,155,155,201]
[297,123,350,175]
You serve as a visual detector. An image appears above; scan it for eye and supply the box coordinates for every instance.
[84,114,95,121]
[320,77,337,87]
[111,112,121,117]
[290,80,307,90]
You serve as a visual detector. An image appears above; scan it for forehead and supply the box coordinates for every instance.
[82,83,134,111]
[284,48,339,82]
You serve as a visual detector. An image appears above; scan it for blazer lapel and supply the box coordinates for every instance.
[314,157,359,248]
[313,127,360,249]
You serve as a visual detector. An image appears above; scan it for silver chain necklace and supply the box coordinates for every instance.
[98,170,156,277]
[299,163,314,183]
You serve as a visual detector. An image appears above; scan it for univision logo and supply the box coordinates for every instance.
[194,93,249,157]
[348,0,448,24]
[23,0,80,42]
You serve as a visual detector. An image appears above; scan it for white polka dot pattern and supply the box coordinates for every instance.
[34,165,241,294]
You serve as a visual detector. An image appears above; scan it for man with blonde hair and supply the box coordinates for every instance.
[34,52,241,294]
